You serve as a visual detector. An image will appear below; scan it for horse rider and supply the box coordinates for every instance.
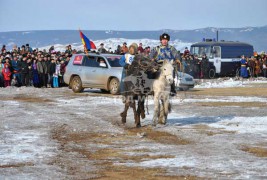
[149,33,181,96]
[119,43,138,100]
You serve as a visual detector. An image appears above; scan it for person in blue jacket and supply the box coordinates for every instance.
[119,43,138,99]
[240,55,248,78]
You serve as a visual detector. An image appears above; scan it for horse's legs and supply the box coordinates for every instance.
[159,102,164,124]
[160,97,169,125]
[120,100,130,124]
[132,100,141,128]
[152,93,160,126]
[141,97,146,119]
[137,97,145,119]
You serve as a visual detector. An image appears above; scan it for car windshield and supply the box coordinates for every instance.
[106,56,122,67]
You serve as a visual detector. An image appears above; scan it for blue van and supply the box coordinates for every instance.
[190,41,254,78]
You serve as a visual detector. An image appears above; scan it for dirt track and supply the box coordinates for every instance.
[0,82,267,179]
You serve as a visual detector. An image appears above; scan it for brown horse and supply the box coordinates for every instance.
[120,54,158,127]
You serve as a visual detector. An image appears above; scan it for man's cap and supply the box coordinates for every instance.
[160,33,170,41]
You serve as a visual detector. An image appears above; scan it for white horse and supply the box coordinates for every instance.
[152,60,174,126]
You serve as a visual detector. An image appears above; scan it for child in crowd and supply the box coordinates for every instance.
[2,63,12,87]
[53,60,61,88]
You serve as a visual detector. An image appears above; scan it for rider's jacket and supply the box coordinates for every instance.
[150,44,180,64]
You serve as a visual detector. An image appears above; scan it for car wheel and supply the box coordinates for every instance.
[109,78,120,95]
[68,78,73,89]
[71,76,84,93]
[209,69,216,79]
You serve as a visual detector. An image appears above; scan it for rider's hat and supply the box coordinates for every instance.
[129,43,138,55]
[160,33,170,41]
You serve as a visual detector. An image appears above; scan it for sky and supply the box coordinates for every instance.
[0,0,267,32]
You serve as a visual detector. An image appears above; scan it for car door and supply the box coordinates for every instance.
[82,55,99,86]
[213,46,221,73]
[94,57,110,88]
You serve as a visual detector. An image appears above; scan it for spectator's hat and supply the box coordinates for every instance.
[4,56,10,60]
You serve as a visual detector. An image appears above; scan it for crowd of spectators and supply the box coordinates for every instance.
[1,43,266,88]
[98,42,151,56]
[179,48,267,79]
[241,53,267,78]
[0,44,72,88]
[0,42,151,88]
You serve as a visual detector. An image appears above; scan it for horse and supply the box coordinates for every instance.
[120,54,158,128]
[152,60,174,126]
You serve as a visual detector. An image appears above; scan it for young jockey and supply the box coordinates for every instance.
[119,43,138,100]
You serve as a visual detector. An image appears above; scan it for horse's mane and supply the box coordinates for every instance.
[127,54,158,76]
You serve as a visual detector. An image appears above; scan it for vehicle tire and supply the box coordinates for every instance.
[68,77,73,89]
[109,78,120,95]
[71,76,84,93]
[209,69,216,79]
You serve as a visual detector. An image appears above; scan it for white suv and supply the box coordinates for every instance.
[64,53,123,95]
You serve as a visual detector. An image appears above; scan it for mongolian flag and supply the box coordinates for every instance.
[79,30,96,51]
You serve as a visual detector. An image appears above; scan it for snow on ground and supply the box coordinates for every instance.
[195,77,267,88]
[0,78,266,179]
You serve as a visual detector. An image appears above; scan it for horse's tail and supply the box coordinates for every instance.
[168,102,172,113]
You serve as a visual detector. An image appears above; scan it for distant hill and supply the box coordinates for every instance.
[1,26,266,52]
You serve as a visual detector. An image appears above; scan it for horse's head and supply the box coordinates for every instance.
[161,60,174,84]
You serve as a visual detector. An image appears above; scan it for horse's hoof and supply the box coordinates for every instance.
[120,112,126,118]
[158,120,165,125]
[121,118,126,123]
[141,112,146,119]
[136,123,141,128]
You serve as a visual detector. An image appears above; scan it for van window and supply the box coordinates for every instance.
[213,46,221,58]
[221,46,253,58]
[190,46,211,57]
[83,56,99,67]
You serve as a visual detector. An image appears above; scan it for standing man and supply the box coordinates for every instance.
[19,57,30,86]
[37,56,48,87]
[240,55,248,78]
[11,55,22,86]
[98,43,108,53]
[200,54,209,78]
[150,33,181,96]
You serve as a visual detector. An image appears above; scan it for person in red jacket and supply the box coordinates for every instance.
[2,62,12,87]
